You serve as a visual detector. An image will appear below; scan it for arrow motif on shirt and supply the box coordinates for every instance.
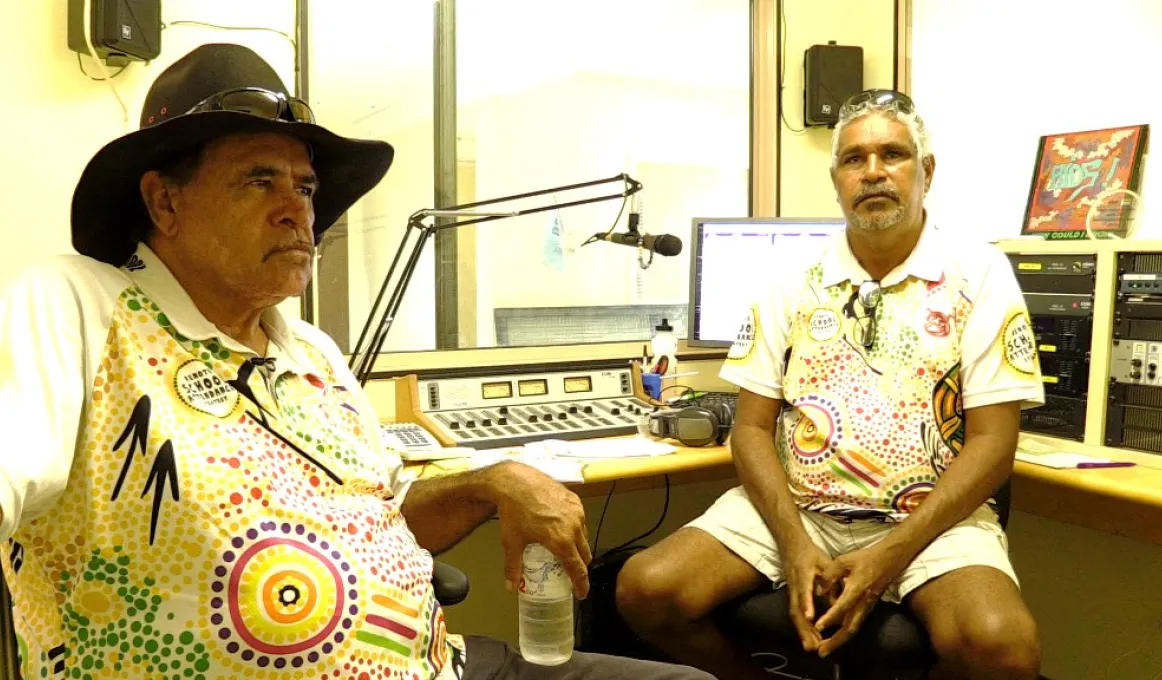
[111,395,152,501]
[142,439,180,546]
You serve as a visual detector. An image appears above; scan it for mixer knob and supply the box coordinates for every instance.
[498,417,508,426]
[582,405,594,414]
[568,406,579,414]
[464,419,476,428]
[611,407,621,416]
[481,418,492,427]
[528,414,539,423]
[559,413,568,420]
[499,406,509,414]
[450,421,461,430]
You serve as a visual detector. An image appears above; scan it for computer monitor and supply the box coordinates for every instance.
[687,217,847,347]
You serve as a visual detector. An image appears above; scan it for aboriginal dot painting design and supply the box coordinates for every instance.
[779,276,975,521]
[932,364,965,457]
[787,394,843,464]
[3,279,462,679]
[57,548,211,679]
[209,523,355,671]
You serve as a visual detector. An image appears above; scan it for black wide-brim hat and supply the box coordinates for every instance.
[72,43,394,266]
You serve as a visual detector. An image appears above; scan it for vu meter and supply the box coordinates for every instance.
[563,376,593,394]
[518,379,548,397]
[481,381,513,399]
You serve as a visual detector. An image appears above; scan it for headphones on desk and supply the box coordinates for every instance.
[645,402,734,447]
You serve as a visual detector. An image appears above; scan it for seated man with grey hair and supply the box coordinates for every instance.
[616,90,1044,680]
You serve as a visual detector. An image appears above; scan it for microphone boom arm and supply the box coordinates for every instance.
[349,173,642,385]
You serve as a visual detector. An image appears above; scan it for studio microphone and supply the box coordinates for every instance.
[592,231,684,256]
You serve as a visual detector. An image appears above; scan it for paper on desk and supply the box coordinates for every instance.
[524,437,677,459]
[1015,452,1118,469]
[467,448,586,483]
[1016,437,1061,455]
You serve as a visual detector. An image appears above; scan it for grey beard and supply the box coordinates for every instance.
[850,203,905,231]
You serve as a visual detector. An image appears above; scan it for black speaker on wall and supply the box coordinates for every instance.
[68,0,162,64]
[803,42,864,127]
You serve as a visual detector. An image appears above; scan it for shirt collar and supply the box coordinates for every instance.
[122,244,312,370]
[819,220,945,288]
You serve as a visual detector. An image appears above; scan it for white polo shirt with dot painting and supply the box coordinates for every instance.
[0,244,464,679]
[721,224,1044,521]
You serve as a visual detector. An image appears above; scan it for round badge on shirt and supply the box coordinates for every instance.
[807,308,841,342]
[1002,312,1037,375]
[173,360,241,417]
[727,307,758,361]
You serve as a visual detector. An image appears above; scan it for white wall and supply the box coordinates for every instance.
[778,0,897,217]
[0,0,298,312]
[914,4,1162,677]
[913,0,1162,241]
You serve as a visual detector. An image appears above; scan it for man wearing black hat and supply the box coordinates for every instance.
[0,44,710,680]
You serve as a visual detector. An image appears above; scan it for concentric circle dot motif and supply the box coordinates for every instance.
[211,523,357,670]
[791,396,843,462]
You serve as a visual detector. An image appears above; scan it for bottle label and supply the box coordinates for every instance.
[519,545,572,600]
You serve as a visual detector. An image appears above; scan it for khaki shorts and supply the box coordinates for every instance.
[686,486,1018,603]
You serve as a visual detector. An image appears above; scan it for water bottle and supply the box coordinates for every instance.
[518,543,574,665]
[650,318,678,377]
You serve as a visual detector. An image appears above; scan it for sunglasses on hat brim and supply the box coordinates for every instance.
[186,87,315,124]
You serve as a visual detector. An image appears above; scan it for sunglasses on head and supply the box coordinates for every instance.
[186,87,316,124]
[853,280,882,349]
[842,89,915,114]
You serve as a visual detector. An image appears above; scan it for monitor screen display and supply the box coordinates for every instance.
[688,217,846,346]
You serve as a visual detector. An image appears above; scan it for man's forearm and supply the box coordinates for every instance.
[399,465,501,554]
[732,423,813,550]
[879,432,1014,560]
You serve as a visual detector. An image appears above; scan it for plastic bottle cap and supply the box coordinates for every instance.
[655,318,674,332]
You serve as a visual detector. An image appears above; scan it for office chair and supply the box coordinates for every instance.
[715,480,1013,680]
[432,560,471,606]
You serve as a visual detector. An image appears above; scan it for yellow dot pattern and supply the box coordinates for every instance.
[1,286,463,679]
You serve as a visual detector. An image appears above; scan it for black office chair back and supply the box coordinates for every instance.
[432,560,470,606]
[994,476,1012,529]
[2,574,19,680]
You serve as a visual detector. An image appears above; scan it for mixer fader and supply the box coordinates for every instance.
[401,364,657,449]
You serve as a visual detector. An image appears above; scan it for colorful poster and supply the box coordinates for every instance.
[1021,125,1149,239]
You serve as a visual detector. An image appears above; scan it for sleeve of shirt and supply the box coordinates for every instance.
[960,250,1046,411]
[0,265,87,542]
[718,277,792,400]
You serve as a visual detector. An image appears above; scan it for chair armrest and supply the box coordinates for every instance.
[432,561,470,606]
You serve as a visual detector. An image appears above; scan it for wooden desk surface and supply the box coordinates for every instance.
[409,440,737,497]
[1009,434,1162,544]
[407,434,1162,544]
